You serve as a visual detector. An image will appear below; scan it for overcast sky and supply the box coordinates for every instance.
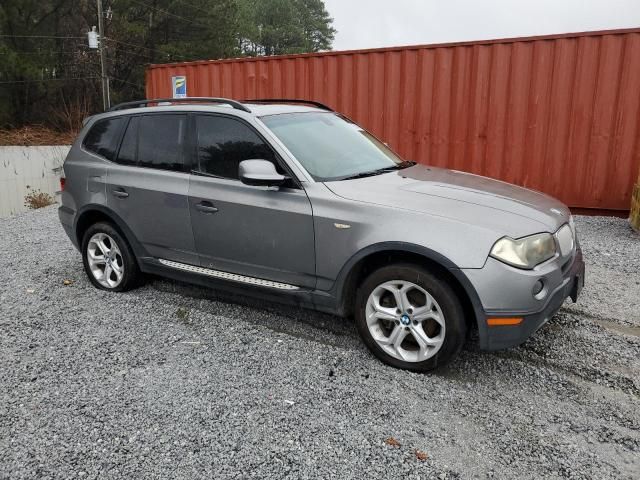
[323,0,640,51]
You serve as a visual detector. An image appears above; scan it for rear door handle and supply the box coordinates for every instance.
[195,201,218,214]
[112,188,129,198]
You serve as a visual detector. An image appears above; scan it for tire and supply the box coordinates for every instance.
[355,263,466,372]
[81,221,140,292]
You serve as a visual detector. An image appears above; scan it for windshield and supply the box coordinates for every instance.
[261,112,407,181]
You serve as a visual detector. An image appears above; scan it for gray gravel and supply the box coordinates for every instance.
[1,207,639,479]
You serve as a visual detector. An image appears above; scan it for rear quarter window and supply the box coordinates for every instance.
[82,117,127,161]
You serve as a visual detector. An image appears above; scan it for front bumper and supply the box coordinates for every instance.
[464,247,585,351]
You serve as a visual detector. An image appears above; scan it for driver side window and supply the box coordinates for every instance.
[194,115,281,179]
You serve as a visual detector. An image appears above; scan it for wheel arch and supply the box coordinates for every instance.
[74,204,145,259]
[334,242,485,335]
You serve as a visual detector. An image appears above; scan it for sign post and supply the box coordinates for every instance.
[172,76,187,98]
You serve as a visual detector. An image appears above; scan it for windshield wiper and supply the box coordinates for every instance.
[339,161,416,180]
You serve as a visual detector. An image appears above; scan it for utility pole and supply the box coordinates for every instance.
[96,0,110,110]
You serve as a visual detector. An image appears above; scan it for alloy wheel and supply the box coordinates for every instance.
[365,280,446,362]
[86,232,125,289]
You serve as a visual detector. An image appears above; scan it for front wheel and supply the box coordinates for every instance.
[355,264,466,372]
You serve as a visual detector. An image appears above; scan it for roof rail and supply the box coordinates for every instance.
[243,98,333,111]
[108,97,251,113]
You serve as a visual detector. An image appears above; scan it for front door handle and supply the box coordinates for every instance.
[195,201,218,214]
[112,188,129,198]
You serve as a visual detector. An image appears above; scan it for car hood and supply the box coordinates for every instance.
[324,164,571,238]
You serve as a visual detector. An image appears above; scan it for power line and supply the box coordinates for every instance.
[171,0,211,16]
[111,47,152,59]
[111,76,145,89]
[0,51,86,55]
[114,47,181,62]
[104,37,156,53]
[0,31,192,63]
[128,0,211,29]
[104,38,191,60]
[0,35,85,39]
[0,76,100,85]
[0,44,187,61]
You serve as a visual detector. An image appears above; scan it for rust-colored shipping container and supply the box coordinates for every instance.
[146,28,640,212]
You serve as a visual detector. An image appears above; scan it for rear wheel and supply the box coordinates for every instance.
[81,222,140,292]
[355,264,466,372]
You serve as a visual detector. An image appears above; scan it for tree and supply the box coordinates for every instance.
[0,0,97,128]
[237,0,335,56]
[0,0,336,129]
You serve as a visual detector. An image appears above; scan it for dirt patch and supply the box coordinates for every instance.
[593,318,640,338]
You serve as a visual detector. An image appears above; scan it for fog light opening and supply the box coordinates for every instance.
[532,279,547,299]
[533,280,544,295]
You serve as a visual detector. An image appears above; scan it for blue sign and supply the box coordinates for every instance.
[172,76,187,98]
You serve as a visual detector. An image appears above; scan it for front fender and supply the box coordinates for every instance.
[329,241,486,337]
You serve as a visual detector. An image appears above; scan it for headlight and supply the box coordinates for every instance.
[490,233,557,269]
[555,224,574,256]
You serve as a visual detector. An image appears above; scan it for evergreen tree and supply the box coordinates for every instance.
[0,0,336,129]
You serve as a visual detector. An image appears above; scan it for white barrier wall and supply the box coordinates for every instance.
[0,146,71,217]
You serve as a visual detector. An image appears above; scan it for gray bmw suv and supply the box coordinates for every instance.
[59,97,585,372]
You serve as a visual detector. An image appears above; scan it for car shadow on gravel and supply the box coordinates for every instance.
[149,276,362,347]
[148,275,491,368]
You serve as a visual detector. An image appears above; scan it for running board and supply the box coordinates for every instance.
[158,259,300,291]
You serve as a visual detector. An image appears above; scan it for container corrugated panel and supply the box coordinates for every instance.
[146,29,640,211]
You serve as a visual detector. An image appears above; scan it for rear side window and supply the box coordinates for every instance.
[83,117,126,160]
[138,114,186,172]
[195,115,277,179]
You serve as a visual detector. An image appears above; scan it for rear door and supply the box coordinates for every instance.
[106,113,197,264]
[188,113,316,289]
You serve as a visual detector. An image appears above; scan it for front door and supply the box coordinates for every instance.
[188,114,316,289]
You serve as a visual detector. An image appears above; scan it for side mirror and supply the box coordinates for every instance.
[239,159,288,187]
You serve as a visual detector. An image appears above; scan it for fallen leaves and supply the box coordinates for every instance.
[63,279,73,286]
[415,449,428,461]
[384,437,429,462]
[384,437,401,448]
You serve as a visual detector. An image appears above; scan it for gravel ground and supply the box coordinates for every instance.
[1,206,639,479]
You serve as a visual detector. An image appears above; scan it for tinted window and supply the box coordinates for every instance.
[83,117,126,160]
[138,114,186,172]
[116,116,139,166]
[196,115,277,179]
